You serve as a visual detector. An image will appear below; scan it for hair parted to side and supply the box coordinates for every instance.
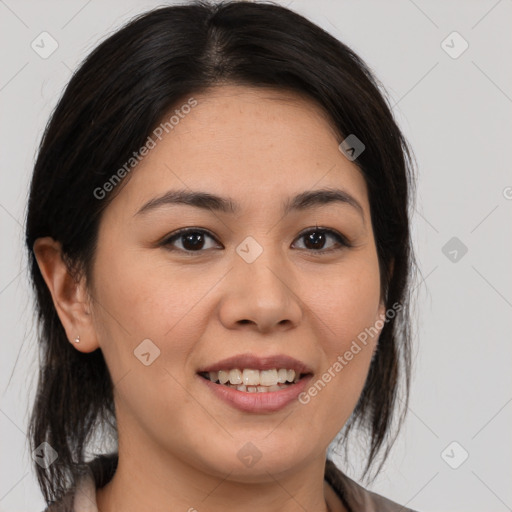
[25,0,416,504]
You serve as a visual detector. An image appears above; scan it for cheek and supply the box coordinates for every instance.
[89,249,210,424]
[306,252,383,348]
[298,250,382,410]
[93,244,209,333]
[89,245,214,382]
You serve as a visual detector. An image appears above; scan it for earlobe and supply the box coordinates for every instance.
[32,237,99,353]
[372,299,387,361]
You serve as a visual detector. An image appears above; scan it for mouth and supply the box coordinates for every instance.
[198,368,310,393]
[196,353,313,412]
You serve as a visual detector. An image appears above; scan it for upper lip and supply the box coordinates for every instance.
[197,353,313,375]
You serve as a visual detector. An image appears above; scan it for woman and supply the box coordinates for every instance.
[26,1,417,511]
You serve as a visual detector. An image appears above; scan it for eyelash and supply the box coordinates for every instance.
[160,226,352,256]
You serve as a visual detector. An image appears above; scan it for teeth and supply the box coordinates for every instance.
[236,383,289,392]
[260,369,278,386]
[218,370,230,384]
[277,369,288,383]
[229,369,242,385]
[203,368,302,387]
[243,369,260,386]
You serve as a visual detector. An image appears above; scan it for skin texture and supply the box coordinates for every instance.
[34,85,387,512]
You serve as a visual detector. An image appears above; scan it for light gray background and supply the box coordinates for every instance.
[1,1,511,511]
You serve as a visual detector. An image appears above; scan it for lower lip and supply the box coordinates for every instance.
[198,374,313,413]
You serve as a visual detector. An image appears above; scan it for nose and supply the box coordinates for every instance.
[218,243,303,334]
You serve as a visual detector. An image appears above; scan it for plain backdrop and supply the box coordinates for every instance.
[1,1,511,511]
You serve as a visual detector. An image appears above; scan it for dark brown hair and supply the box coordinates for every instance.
[25,0,416,504]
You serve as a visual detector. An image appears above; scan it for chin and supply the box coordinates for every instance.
[197,434,315,483]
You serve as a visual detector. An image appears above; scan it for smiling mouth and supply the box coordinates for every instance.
[198,368,310,393]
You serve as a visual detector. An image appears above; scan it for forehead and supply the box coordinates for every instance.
[105,85,369,218]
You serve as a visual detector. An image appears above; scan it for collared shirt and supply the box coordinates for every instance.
[42,454,418,512]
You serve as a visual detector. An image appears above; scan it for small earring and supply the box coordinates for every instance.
[74,335,80,343]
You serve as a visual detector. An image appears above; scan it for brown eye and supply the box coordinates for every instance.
[161,226,350,256]
[293,228,351,253]
[163,228,220,252]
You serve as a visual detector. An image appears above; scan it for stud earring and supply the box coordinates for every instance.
[74,335,80,343]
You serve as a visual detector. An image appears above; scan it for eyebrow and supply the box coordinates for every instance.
[135,187,364,219]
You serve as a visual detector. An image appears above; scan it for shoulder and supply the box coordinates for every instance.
[324,458,420,512]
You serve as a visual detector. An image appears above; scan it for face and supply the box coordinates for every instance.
[84,85,385,482]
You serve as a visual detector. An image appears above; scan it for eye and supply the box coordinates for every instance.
[162,228,220,253]
[161,226,351,255]
[292,227,351,254]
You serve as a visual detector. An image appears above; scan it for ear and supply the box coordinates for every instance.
[379,257,395,311]
[371,300,386,362]
[373,257,395,359]
[33,237,100,354]
[377,300,386,321]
